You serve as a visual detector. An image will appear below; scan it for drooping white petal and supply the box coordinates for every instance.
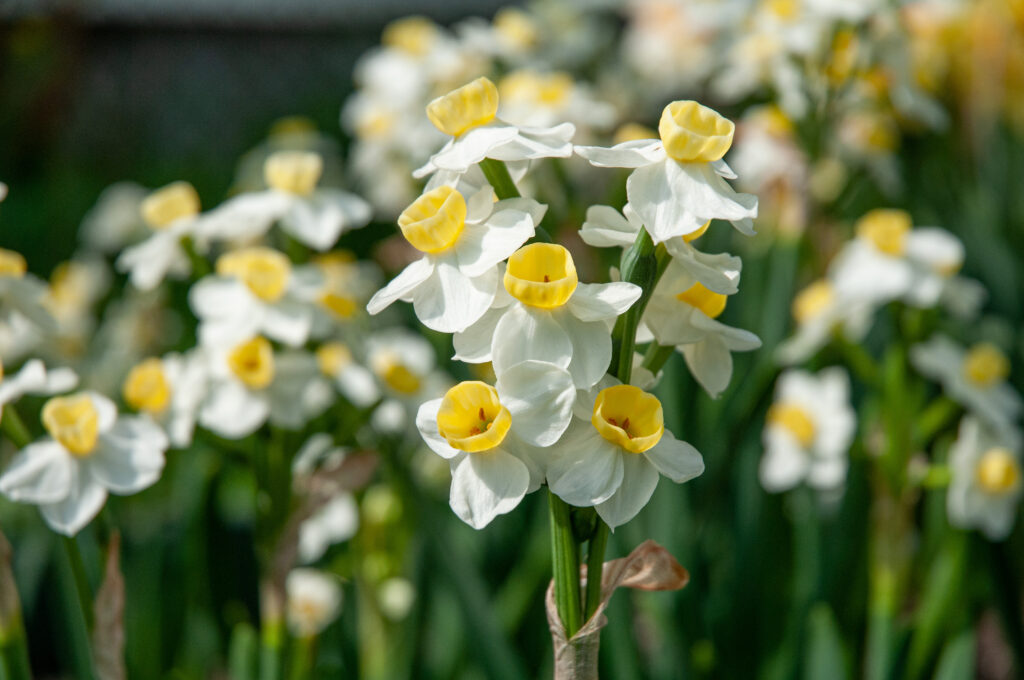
[0,440,75,503]
[662,243,742,295]
[116,230,187,291]
[579,205,640,248]
[425,126,521,174]
[366,257,435,316]
[546,425,623,506]
[0,359,47,405]
[487,122,575,162]
[566,282,642,323]
[199,381,270,439]
[89,417,167,494]
[492,304,573,376]
[281,189,371,251]
[416,399,461,460]
[449,449,530,529]
[452,305,505,364]
[496,360,575,447]
[643,432,704,483]
[195,191,291,243]
[560,312,614,390]
[595,453,659,529]
[681,337,734,399]
[454,209,535,278]
[336,364,381,408]
[412,260,497,333]
[39,468,108,537]
[261,301,314,348]
[575,140,666,169]
[759,428,810,492]
[87,392,119,433]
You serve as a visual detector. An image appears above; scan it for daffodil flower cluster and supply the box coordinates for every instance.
[367,76,761,532]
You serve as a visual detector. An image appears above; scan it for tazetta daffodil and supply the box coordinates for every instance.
[576,100,758,243]
[116,181,203,291]
[0,391,168,536]
[946,416,1022,541]
[122,351,209,448]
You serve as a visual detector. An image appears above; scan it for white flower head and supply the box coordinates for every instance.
[417,362,576,529]
[363,329,450,433]
[299,494,359,564]
[0,248,59,356]
[315,342,381,409]
[641,259,761,398]
[496,69,616,131]
[547,379,704,529]
[413,77,575,179]
[286,568,342,637]
[0,391,168,536]
[0,359,78,421]
[190,247,320,348]
[121,352,209,448]
[454,243,641,390]
[576,100,758,244]
[759,368,856,493]
[947,416,1023,541]
[911,335,1022,438]
[199,150,371,251]
[366,183,544,333]
[775,278,875,365]
[116,181,203,291]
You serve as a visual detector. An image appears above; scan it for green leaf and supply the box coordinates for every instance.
[803,603,848,680]
[933,631,974,680]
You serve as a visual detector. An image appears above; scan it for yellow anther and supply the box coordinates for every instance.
[962,343,1010,388]
[676,282,727,318]
[856,209,911,256]
[976,448,1021,495]
[682,220,711,243]
[42,394,100,457]
[591,385,664,453]
[792,280,835,323]
[0,249,27,278]
[216,247,292,302]
[381,16,439,56]
[613,123,658,145]
[504,243,578,309]
[426,77,499,137]
[397,186,467,254]
[122,358,171,414]
[658,100,735,163]
[316,342,353,376]
[493,7,538,50]
[141,181,200,229]
[264,151,323,196]
[228,336,275,390]
[499,70,573,109]
[767,403,816,447]
[436,381,511,453]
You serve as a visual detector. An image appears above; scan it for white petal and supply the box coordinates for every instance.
[416,399,461,460]
[43,367,79,394]
[487,123,575,162]
[492,305,573,376]
[759,428,810,492]
[595,453,659,529]
[560,313,614,390]
[39,470,108,537]
[0,359,47,405]
[547,425,623,506]
[199,381,269,439]
[454,209,535,278]
[662,244,742,295]
[261,301,313,347]
[281,190,371,251]
[496,361,575,447]
[189,277,254,321]
[86,392,119,433]
[580,205,639,248]
[412,261,497,333]
[0,440,74,503]
[452,305,505,363]
[89,418,167,494]
[429,126,521,172]
[643,432,704,483]
[336,364,381,408]
[366,257,435,316]
[195,191,289,243]
[464,184,497,223]
[566,282,642,323]
[575,140,666,168]
[449,449,529,529]
[682,338,733,399]
[116,231,186,291]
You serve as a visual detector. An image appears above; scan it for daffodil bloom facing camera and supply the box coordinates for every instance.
[547,380,704,529]
[365,328,451,434]
[947,416,1023,541]
[911,335,1022,438]
[286,568,342,637]
[198,150,371,251]
[759,368,856,493]
[198,335,333,439]
[576,100,758,244]
[775,278,876,365]
[366,184,544,333]
[453,243,641,390]
[190,247,324,348]
[413,77,575,180]
[417,361,575,529]
[0,391,168,536]
[122,351,209,448]
[640,259,761,398]
[116,181,204,291]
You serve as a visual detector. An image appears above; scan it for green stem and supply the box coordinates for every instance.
[609,227,659,384]
[834,333,880,387]
[549,491,582,637]
[0,407,32,449]
[583,522,609,621]
[641,342,675,376]
[62,537,94,631]
[259,618,284,680]
[286,634,314,680]
[180,236,211,279]
[988,540,1024,672]
[59,536,97,680]
[479,158,521,199]
[912,397,960,448]
[0,625,33,680]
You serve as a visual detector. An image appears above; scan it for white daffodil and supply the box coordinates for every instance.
[79,181,149,255]
[365,329,450,433]
[641,259,761,398]
[547,381,704,529]
[42,258,111,359]
[759,368,856,492]
[0,391,168,536]
[366,184,543,333]
[303,252,381,338]
[198,336,333,439]
[315,342,380,409]
[416,362,576,528]
[190,247,321,348]
[576,100,758,244]
[453,243,641,390]
[413,77,575,179]
[121,352,208,448]
[496,69,616,131]
[199,151,371,251]
[116,182,203,291]
[0,249,58,359]
[775,278,875,365]
[580,203,741,294]
[910,336,1022,437]
[947,416,1022,541]
[286,568,342,638]
[0,359,78,420]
